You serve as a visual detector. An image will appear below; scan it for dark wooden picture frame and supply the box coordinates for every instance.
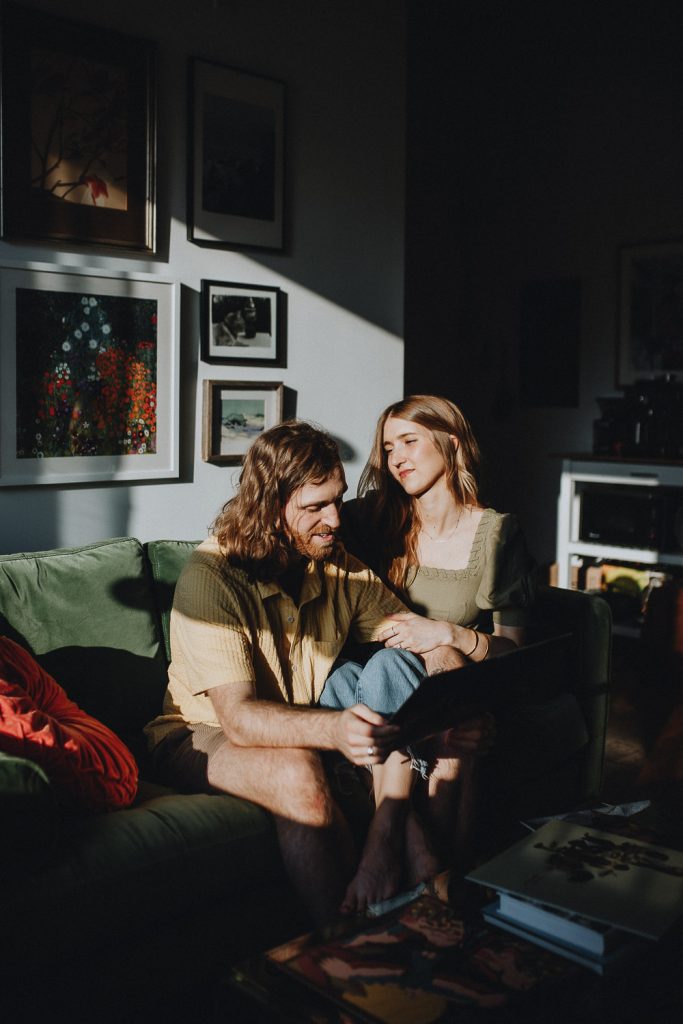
[202,380,284,465]
[617,240,683,386]
[0,2,156,252]
[200,279,286,366]
[188,58,285,251]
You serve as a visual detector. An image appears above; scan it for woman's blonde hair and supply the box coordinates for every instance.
[358,395,481,588]
[212,420,342,580]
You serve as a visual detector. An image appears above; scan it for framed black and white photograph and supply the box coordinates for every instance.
[618,240,683,386]
[0,3,156,252]
[188,58,285,251]
[202,380,284,465]
[201,280,286,366]
[0,262,178,485]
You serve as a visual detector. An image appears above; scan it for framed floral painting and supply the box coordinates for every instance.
[0,3,156,251]
[0,263,178,485]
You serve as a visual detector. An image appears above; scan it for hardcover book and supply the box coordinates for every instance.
[467,818,683,941]
[389,633,574,745]
[481,904,645,977]
[495,891,624,954]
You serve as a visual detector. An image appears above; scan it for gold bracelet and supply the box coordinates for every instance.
[462,629,479,657]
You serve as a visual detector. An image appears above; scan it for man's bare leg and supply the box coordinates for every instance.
[207,740,356,925]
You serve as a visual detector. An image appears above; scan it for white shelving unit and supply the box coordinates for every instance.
[555,456,683,590]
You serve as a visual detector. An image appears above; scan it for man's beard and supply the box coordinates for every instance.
[291,532,341,561]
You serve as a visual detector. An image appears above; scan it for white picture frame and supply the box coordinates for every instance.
[0,262,179,485]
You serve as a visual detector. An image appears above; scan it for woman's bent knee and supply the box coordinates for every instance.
[357,648,426,716]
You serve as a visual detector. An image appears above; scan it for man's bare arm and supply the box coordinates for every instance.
[209,679,400,766]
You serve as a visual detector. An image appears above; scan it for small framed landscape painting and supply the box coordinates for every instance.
[0,2,156,252]
[618,240,683,385]
[0,263,178,485]
[202,380,283,465]
[188,58,285,251]
[200,279,286,366]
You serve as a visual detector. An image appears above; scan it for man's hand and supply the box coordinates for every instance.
[333,704,401,766]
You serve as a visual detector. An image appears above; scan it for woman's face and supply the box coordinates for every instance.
[382,416,449,497]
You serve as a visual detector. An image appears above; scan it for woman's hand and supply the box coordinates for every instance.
[380,612,454,654]
[435,713,497,757]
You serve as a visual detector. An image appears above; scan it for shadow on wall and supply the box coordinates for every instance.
[175,4,405,339]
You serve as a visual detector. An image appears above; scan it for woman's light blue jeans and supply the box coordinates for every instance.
[319,647,427,716]
[319,648,430,776]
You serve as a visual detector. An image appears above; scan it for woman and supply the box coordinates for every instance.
[323,395,535,913]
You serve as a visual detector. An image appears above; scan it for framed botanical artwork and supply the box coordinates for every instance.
[188,58,285,251]
[0,262,178,486]
[0,2,156,252]
[202,380,284,465]
[618,240,683,386]
[200,280,286,366]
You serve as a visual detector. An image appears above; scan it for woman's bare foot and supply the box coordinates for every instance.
[404,806,442,887]
[340,802,405,915]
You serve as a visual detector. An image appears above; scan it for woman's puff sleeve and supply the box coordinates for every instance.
[476,513,537,627]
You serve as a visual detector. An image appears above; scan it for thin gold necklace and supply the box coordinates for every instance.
[420,505,464,543]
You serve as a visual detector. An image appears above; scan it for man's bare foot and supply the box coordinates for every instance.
[340,803,404,915]
[404,807,442,887]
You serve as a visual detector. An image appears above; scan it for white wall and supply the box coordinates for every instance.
[0,0,406,553]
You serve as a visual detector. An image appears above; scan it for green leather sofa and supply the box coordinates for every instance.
[0,535,611,1022]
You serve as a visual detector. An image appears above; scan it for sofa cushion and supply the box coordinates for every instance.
[0,637,138,811]
[145,539,201,661]
[0,537,169,745]
[0,787,285,962]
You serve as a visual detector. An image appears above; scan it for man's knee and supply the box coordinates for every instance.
[277,748,335,828]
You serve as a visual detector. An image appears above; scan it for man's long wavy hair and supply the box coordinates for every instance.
[212,420,343,580]
[358,395,481,590]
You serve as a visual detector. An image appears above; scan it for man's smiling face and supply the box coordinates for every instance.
[283,466,347,560]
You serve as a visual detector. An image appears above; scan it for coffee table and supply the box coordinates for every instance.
[227,810,683,1023]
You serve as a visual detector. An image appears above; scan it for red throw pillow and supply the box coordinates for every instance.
[0,636,138,812]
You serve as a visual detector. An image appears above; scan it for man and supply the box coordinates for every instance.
[145,421,457,923]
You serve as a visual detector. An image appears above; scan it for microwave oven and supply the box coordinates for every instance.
[579,484,683,552]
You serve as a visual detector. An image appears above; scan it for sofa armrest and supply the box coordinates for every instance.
[0,752,60,866]
[531,585,613,800]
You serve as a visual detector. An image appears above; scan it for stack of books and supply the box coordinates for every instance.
[467,818,683,975]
